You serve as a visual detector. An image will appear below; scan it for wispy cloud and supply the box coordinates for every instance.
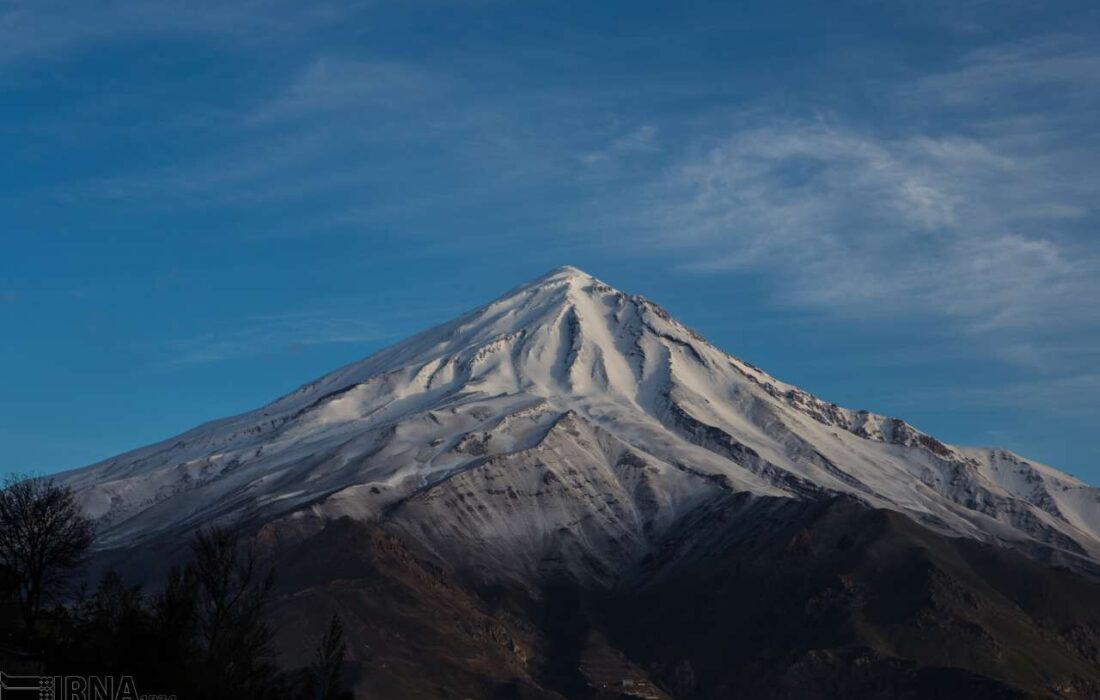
[581,124,660,166]
[17,10,1100,379]
[910,37,1100,110]
[917,372,1100,415]
[157,307,399,366]
[59,53,634,241]
[158,300,473,366]
[0,0,363,64]
[610,38,1100,370]
[650,120,1096,329]
[78,129,351,207]
[249,58,448,125]
[162,311,391,366]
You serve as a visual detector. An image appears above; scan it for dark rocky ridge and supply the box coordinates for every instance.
[129,491,1098,699]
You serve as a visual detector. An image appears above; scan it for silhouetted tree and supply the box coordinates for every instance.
[190,526,277,699]
[148,564,201,692]
[50,569,152,676]
[44,540,288,699]
[310,613,350,700]
[0,474,93,635]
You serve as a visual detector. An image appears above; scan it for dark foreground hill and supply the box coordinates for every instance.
[228,493,1100,699]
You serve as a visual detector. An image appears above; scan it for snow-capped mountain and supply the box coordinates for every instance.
[62,266,1100,583]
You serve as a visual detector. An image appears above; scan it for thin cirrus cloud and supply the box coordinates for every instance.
[0,0,364,64]
[910,36,1100,110]
[75,57,546,208]
[917,372,1100,415]
[160,311,393,367]
[65,54,642,241]
[159,301,476,367]
[229,44,1100,347]
[650,122,1095,329]
[22,12,1100,373]
[248,58,450,126]
[580,124,660,167]
[623,39,1100,350]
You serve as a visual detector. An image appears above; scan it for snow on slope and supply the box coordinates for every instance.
[60,266,1100,582]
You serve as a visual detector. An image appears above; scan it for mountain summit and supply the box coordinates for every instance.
[64,266,1100,582]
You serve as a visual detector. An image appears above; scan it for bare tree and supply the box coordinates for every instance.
[311,613,349,700]
[0,474,94,635]
[190,526,276,698]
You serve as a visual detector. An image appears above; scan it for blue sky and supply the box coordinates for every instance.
[2,0,1099,482]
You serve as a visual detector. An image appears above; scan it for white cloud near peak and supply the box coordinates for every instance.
[650,120,1095,331]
